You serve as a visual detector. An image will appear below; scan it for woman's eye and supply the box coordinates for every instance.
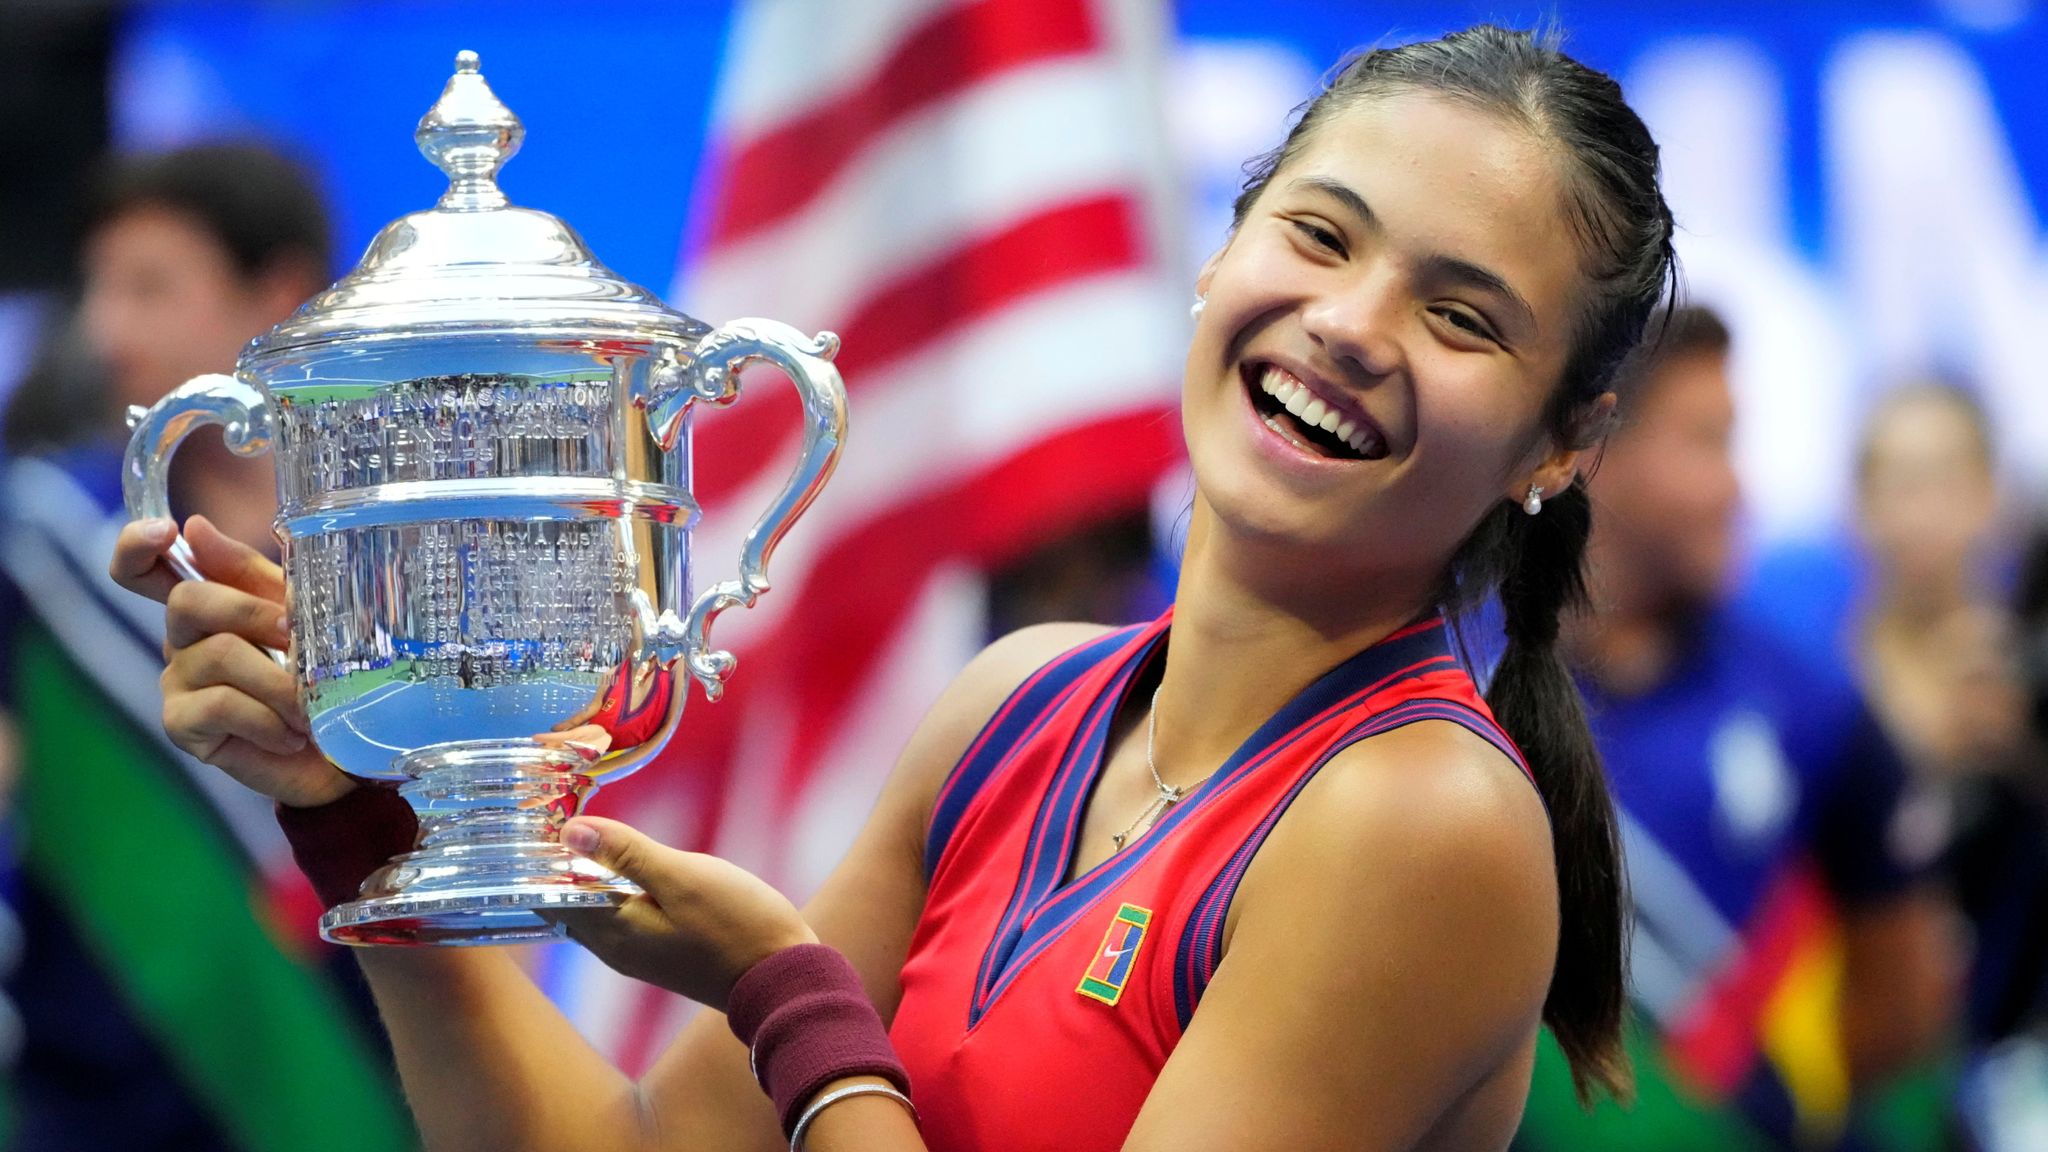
[1289,220,1346,255]
[1434,306,1497,344]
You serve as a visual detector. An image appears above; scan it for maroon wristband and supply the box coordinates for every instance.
[274,785,420,909]
[726,943,911,1136]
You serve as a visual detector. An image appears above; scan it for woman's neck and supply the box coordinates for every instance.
[1153,500,1437,771]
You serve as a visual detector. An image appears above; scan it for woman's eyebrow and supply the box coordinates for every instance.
[1420,254,1538,335]
[1287,175,1379,231]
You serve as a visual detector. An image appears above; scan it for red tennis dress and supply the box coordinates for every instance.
[889,609,1532,1151]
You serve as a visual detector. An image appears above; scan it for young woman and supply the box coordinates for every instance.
[111,26,1674,1152]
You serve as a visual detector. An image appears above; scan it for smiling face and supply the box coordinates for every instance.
[1182,93,1594,591]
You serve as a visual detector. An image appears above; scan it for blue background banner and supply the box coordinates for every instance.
[121,0,2048,547]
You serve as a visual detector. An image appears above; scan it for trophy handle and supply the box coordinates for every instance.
[122,373,277,584]
[650,319,847,701]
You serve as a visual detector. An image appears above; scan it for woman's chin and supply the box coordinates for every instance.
[1202,486,1361,559]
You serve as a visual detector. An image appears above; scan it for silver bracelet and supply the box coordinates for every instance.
[789,1082,917,1151]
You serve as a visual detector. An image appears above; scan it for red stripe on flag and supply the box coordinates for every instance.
[707,0,1098,246]
[693,194,1146,503]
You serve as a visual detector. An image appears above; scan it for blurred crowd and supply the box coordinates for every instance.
[3,9,2048,1152]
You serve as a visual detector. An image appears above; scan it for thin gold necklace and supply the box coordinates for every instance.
[1111,685,1217,851]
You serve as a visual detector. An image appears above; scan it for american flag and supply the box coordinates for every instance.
[553,0,1186,1069]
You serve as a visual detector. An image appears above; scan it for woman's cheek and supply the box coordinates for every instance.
[1393,375,1523,508]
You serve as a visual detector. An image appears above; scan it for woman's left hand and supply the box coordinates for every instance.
[552,816,817,1012]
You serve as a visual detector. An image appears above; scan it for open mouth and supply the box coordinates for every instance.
[1243,364,1387,461]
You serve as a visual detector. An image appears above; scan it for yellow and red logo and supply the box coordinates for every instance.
[1077,904,1152,1006]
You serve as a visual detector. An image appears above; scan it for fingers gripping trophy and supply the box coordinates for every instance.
[121,52,847,946]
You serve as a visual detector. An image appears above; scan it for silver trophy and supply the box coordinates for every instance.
[122,51,847,946]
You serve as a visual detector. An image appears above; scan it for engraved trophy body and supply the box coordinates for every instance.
[121,52,846,946]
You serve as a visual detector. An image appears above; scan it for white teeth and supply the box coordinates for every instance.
[1261,412,1310,449]
[1255,364,1384,458]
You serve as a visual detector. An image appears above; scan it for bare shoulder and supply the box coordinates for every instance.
[914,623,1116,763]
[1138,721,1564,1150]
[799,621,1119,1005]
[1295,719,1551,871]
[879,622,1119,841]
[949,622,1120,716]
[1234,718,1558,977]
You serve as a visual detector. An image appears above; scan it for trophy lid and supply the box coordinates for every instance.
[246,50,706,364]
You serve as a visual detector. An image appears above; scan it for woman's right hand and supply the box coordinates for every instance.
[111,514,357,808]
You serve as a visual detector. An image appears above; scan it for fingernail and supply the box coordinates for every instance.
[274,613,292,641]
[281,732,308,753]
[562,823,599,854]
[140,518,176,543]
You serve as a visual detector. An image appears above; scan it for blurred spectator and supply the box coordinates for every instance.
[1515,305,1960,1152]
[1852,384,2028,783]
[1852,381,2047,1039]
[0,143,412,1152]
[6,142,334,545]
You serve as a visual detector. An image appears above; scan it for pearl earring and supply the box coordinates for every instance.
[1190,295,1206,320]
[1523,485,1544,516]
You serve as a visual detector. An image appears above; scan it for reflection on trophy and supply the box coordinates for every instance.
[121,51,847,946]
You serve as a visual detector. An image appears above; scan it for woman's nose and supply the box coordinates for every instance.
[1299,274,1405,379]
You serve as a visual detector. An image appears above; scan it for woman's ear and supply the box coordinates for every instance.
[1509,392,1617,505]
[1194,247,1226,299]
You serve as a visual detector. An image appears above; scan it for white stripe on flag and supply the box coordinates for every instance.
[780,564,988,898]
[690,270,1181,651]
[714,0,965,140]
[683,56,1155,324]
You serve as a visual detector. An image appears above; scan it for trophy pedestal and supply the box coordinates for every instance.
[320,740,640,946]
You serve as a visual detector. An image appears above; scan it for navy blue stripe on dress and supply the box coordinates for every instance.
[1170,695,1533,1027]
[924,625,1142,880]
[968,616,1459,1029]
[969,622,1167,1024]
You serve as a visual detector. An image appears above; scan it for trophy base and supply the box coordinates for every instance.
[320,739,641,947]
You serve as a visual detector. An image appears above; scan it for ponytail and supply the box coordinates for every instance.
[1461,485,1630,1102]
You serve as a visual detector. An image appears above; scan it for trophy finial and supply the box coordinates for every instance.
[416,49,523,210]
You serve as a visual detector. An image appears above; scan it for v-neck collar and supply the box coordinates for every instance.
[965,610,1457,1027]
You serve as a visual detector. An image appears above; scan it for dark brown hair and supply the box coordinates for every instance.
[1233,25,1678,1102]
[1612,303,1728,417]
[3,141,334,454]
[84,140,334,280]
